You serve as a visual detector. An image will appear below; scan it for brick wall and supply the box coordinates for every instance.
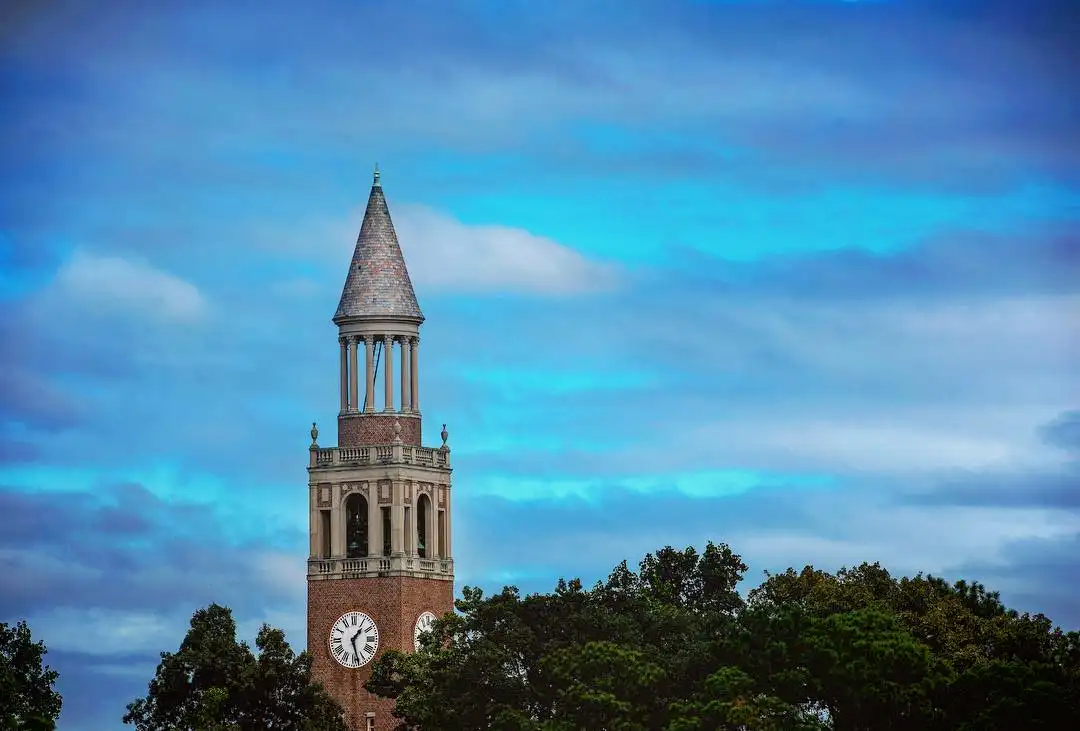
[308,575,454,731]
[338,413,422,447]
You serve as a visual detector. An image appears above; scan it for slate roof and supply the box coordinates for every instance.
[333,168,424,323]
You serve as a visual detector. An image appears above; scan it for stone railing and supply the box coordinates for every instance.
[308,555,455,580]
[310,444,450,469]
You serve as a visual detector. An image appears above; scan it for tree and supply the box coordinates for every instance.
[367,542,751,730]
[124,603,347,731]
[668,666,827,731]
[367,543,1080,730]
[0,620,62,731]
[749,561,1080,729]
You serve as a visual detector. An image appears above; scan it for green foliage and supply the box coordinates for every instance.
[0,620,62,731]
[124,603,346,731]
[668,666,826,731]
[367,543,1080,730]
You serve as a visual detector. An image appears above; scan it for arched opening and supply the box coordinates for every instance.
[345,493,368,558]
[416,493,431,558]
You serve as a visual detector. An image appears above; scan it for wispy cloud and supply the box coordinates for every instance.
[2,1,1078,729]
[395,204,619,294]
[52,250,207,322]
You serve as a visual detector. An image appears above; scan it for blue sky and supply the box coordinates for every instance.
[1,0,1078,727]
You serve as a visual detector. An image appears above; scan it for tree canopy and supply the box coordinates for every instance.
[122,543,1079,730]
[123,603,346,731]
[366,542,1080,730]
[0,619,62,731]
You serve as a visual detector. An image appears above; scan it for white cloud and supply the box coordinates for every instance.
[26,602,309,659]
[730,502,1080,580]
[265,203,619,296]
[25,607,181,656]
[629,290,1079,476]
[253,551,307,601]
[699,417,1064,475]
[392,204,619,295]
[53,250,206,322]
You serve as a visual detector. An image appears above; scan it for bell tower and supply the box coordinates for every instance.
[306,167,454,731]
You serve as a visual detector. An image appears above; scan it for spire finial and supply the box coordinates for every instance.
[373,162,380,187]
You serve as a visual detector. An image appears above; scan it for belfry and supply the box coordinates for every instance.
[306,167,454,731]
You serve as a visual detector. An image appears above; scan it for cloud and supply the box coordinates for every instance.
[51,250,206,322]
[450,482,1080,627]
[0,481,307,730]
[947,532,1080,630]
[1039,410,1080,452]
[1,220,1072,496]
[674,225,1080,301]
[26,608,177,657]
[905,469,1080,511]
[393,204,619,295]
[895,411,1079,510]
[1,4,1077,729]
[4,0,1076,193]
[0,368,85,432]
[254,202,618,296]
[47,649,156,731]
[0,438,40,464]
[0,483,303,622]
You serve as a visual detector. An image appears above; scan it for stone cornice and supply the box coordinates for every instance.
[309,443,450,471]
[307,555,454,582]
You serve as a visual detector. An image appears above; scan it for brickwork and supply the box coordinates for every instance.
[338,413,421,447]
[308,576,454,730]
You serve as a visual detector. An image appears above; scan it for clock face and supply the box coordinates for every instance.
[413,611,437,651]
[328,611,380,668]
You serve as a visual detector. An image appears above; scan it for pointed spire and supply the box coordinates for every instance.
[333,168,424,323]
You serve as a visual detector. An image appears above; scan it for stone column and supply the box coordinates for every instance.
[410,336,420,413]
[399,337,410,412]
[348,336,359,413]
[444,486,451,559]
[364,335,375,413]
[366,485,381,558]
[408,495,418,557]
[391,481,404,555]
[331,483,344,557]
[383,335,394,412]
[338,337,348,413]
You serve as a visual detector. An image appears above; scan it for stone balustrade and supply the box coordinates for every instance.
[308,555,454,580]
[309,443,450,469]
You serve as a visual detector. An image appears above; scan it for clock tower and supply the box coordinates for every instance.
[306,167,454,731]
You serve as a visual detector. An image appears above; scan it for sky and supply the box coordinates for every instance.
[1,0,1078,727]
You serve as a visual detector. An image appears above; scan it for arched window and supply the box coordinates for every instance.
[416,493,430,559]
[345,493,368,558]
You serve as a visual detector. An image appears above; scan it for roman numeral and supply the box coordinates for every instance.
[331,638,343,650]
[334,646,349,662]
[350,614,357,626]
[363,643,375,655]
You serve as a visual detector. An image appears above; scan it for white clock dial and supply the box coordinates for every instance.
[413,611,437,651]
[328,611,380,668]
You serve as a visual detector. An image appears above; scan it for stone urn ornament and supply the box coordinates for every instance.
[310,422,319,447]
[392,418,402,444]
[440,423,449,450]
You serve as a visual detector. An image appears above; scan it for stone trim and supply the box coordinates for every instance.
[311,441,449,469]
[308,556,455,581]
